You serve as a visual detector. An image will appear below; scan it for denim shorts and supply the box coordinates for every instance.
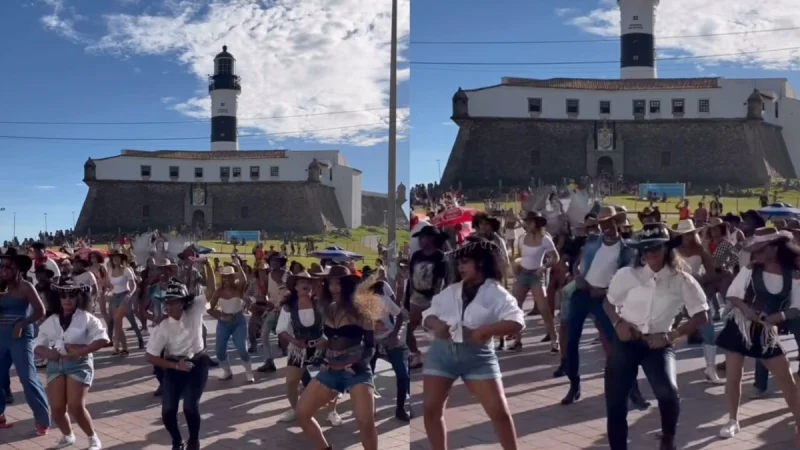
[109,292,130,309]
[46,356,94,386]
[315,367,374,394]
[423,339,501,381]
[513,269,545,292]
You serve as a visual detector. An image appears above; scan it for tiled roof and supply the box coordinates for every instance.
[119,150,288,160]
[500,77,720,91]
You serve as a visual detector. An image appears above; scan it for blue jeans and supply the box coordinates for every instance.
[371,344,410,409]
[0,324,50,427]
[215,313,250,363]
[754,318,800,391]
[565,288,616,384]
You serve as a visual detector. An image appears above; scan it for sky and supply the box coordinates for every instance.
[410,0,800,186]
[0,0,409,241]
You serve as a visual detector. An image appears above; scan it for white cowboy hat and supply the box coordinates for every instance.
[220,266,236,276]
[742,228,793,252]
[596,205,626,223]
[672,219,698,235]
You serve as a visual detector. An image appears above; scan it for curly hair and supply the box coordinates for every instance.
[321,275,384,323]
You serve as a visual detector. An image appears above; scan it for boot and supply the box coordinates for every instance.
[218,361,233,381]
[552,359,566,378]
[560,382,581,405]
[257,359,277,373]
[243,361,255,384]
[703,345,724,384]
[628,384,650,411]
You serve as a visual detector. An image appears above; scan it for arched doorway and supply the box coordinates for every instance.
[597,156,614,179]
[191,210,205,231]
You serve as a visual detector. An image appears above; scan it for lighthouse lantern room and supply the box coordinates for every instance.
[209,45,241,151]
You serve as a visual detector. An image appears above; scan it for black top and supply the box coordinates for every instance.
[406,249,447,301]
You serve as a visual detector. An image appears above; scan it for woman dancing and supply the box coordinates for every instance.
[0,248,51,434]
[423,237,525,450]
[716,228,800,442]
[207,263,254,383]
[295,265,383,450]
[34,279,109,449]
[106,252,143,355]
[145,263,213,450]
[603,223,709,450]
[258,253,290,373]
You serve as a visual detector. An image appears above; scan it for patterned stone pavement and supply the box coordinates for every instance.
[2,312,800,449]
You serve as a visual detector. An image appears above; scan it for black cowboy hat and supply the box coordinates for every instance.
[740,209,766,228]
[522,211,548,228]
[33,266,55,279]
[162,281,194,303]
[450,236,504,262]
[472,212,501,233]
[324,265,362,281]
[638,206,658,221]
[0,247,33,274]
[721,212,742,224]
[267,252,288,266]
[52,278,92,295]
[412,225,442,238]
[30,242,46,251]
[626,222,673,251]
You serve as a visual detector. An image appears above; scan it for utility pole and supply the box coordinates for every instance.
[386,0,398,280]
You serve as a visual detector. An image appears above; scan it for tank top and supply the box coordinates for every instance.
[683,255,703,277]
[0,295,29,327]
[109,269,132,294]
[217,296,245,314]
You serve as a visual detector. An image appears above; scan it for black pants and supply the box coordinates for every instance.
[605,339,679,450]
[162,355,210,446]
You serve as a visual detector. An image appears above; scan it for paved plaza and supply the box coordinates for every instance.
[2,313,800,449]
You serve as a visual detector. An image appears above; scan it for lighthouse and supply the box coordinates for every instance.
[209,46,241,151]
[618,0,659,79]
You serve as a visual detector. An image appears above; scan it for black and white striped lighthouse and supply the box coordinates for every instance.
[209,46,241,151]
[618,0,659,79]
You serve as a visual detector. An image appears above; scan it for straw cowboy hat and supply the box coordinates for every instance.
[742,227,793,252]
[220,266,236,276]
[596,205,626,223]
[627,223,672,251]
[671,219,699,235]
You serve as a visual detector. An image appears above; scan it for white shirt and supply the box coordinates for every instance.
[109,268,135,294]
[738,250,751,269]
[518,235,555,270]
[727,266,800,308]
[422,280,525,343]
[585,241,621,288]
[72,271,98,295]
[607,266,709,334]
[216,296,245,314]
[29,258,61,281]
[33,310,108,354]
[146,294,207,358]
[374,282,403,340]
[276,307,316,337]
[409,220,431,257]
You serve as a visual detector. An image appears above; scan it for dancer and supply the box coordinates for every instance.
[34,279,109,449]
[716,228,800,442]
[175,249,219,368]
[295,265,382,450]
[406,225,448,369]
[106,251,143,355]
[603,223,709,450]
[257,252,290,373]
[276,270,325,424]
[246,262,269,354]
[561,206,648,409]
[510,211,559,352]
[368,270,412,421]
[422,237,524,450]
[88,252,109,341]
[0,247,51,433]
[207,263,254,383]
[145,276,211,450]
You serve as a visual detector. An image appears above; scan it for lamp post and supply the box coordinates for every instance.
[386,0,399,282]
[44,213,48,235]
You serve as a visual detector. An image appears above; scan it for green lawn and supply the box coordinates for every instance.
[68,227,410,270]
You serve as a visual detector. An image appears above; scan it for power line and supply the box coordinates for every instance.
[411,26,800,45]
[0,122,390,142]
[410,46,800,66]
[0,107,398,126]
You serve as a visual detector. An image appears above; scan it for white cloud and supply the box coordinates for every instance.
[39,0,83,42]
[34,185,56,190]
[60,0,411,147]
[566,0,800,70]
[133,67,142,73]
[555,8,576,17]
[161,96,175,103]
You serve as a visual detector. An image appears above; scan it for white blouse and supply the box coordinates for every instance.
[726,266,800,308]
[422,280,525,343]
[276,307,317,337]
[33,310,109,354]
[607,266,709,334]
[146,294,207,358]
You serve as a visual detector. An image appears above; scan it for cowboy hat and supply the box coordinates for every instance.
[323,265,361,281]
[638,206,658,222]
[619,217,633,229]
[449,236,504,262]
[286,270,318,291]
[267,252,288,265]
[412,225,442,238]
[0,247,33,274]
[109,251,128,262]
[704,217,728,232]
[162,281,194,303]
[597,205,626,223]
[627,223,672,251]
[220,266,236,276]
[155,257,177,268]
[472,213,501,232]
[721,213,742,225]
[522,211,548,228]
[33,266,55,279]
[742,227,793,252]
[671,219,699,235]
[52,278,92,294]
[582,213,599,227]
[740,210,766,227]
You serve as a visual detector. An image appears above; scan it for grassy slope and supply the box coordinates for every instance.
[62,227,410,270]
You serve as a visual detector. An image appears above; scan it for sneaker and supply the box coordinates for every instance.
[704,368,725,385]
[278,410,296,422]
[327,411,343,427]
[35,424,49,436]
[51,433,75,448]
[719,419,740,439]
[88,434,103,450]
[549,342,560,355]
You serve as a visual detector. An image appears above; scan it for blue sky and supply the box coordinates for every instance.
[0,0,409,241]
[410,0,800,185]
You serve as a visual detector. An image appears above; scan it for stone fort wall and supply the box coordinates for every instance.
[75,181,347,235]
[440,118,796,191]
[361,192,408,227]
